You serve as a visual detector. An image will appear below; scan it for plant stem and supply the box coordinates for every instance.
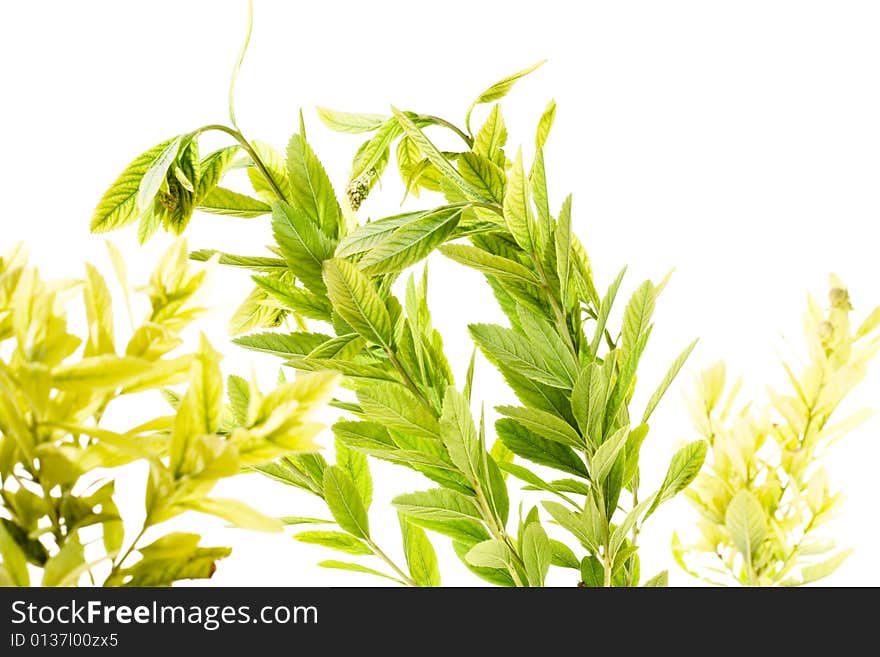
[387,336,528,586]
[107,524,148,583]
[416,114,474,148]
[365,538,418,587]
[228,0,254,133]
[625,483,640,587]
[383,347,437,416]
[194,124,289,204]
[528,251,579,360]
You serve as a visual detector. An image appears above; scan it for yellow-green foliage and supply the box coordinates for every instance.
[0,240,337,586]
[675,277,880,586]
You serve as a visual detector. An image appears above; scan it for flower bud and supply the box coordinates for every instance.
[829,287,852,310]
[346,170,374,211]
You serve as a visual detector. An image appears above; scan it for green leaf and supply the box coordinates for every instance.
[41,534,86,587]
[336,441,373,510]
[288,358,393,381]
[185,498,283,533]
[496,418,588,478]
[580,555,604,587]
[391,107,486,201]
[112,534,230,586]
[253,275,332,321]
[137,136,182,212]
[725,490,768,569]
[643,571,669,587]
[400,515,441,587]
[247,140,293,203]
[323,258,392,346]
[515,306,578,386]
[622,424,650,488]
[856,305,880,338]
[287,133,342,237]
[356,381,440,439]
[522,521,552,587]
[535,99,557,151]
[502,149,534,252]
[281,517,334,526]
[323,465,370,539]
[225,287,277,336]
[473,104,508,168]
[196,187,271,218]
[195,146,238,201]
[590,267,627,357]
[798,549,853,585]
[590,425,630,483]
[334,421,394,451]
[393,489,488,544]
[465,539,512,570]
[52,355,151,390]
[453,541,515,586]
[646,441,707,518]
[467,60,546,132]
[530,149,551,248]
[272,201,335,295]
[458,152,506,203]
[439,244,538,285]
[227,374,249,424]
[336,211,424,258]
[604,331,651,432]
[497,406,582,448]
[498,461,566,500]
[571,362,608,448]
[317,560,406,585]
[642,339,698,423]
[550,540,580,569]
[233,331,331,358]
[0,518,48,566]
[293,530,372,555]
[190,249,287,273]
[543,501,599,554]
[621,280,656,359]
[349,118,401,183]
[358,206,461,276]
[171,336,223,473]
[439,386,482,482]
[82,263,114,357]
[555,194,573,305]
[316,107,387,134]
[0,520,29,586]
[608,494,656,559]
[470,323,572,389]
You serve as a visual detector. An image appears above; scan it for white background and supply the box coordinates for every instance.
[2,0,879,586]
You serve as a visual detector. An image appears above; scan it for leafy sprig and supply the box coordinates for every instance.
[676,278,880,586]
[89,8,706,586]
[0,240,336,586]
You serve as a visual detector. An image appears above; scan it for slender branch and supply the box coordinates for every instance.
[383,347,438,416]
[107,524,148,583]
[529,251,579,360]
[365,538,418,587]
[193,124,289,204]
[415,114,474,148]
[625,480,640,587]
[228,0,254,132]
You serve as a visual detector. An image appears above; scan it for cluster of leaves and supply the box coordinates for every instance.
[92,55,707,587]
[0,240,336,586]
[676,278,880,586]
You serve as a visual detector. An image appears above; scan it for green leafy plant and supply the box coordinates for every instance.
[0,239,337,586]
[89,6,706,587]
[675,278,880,586]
